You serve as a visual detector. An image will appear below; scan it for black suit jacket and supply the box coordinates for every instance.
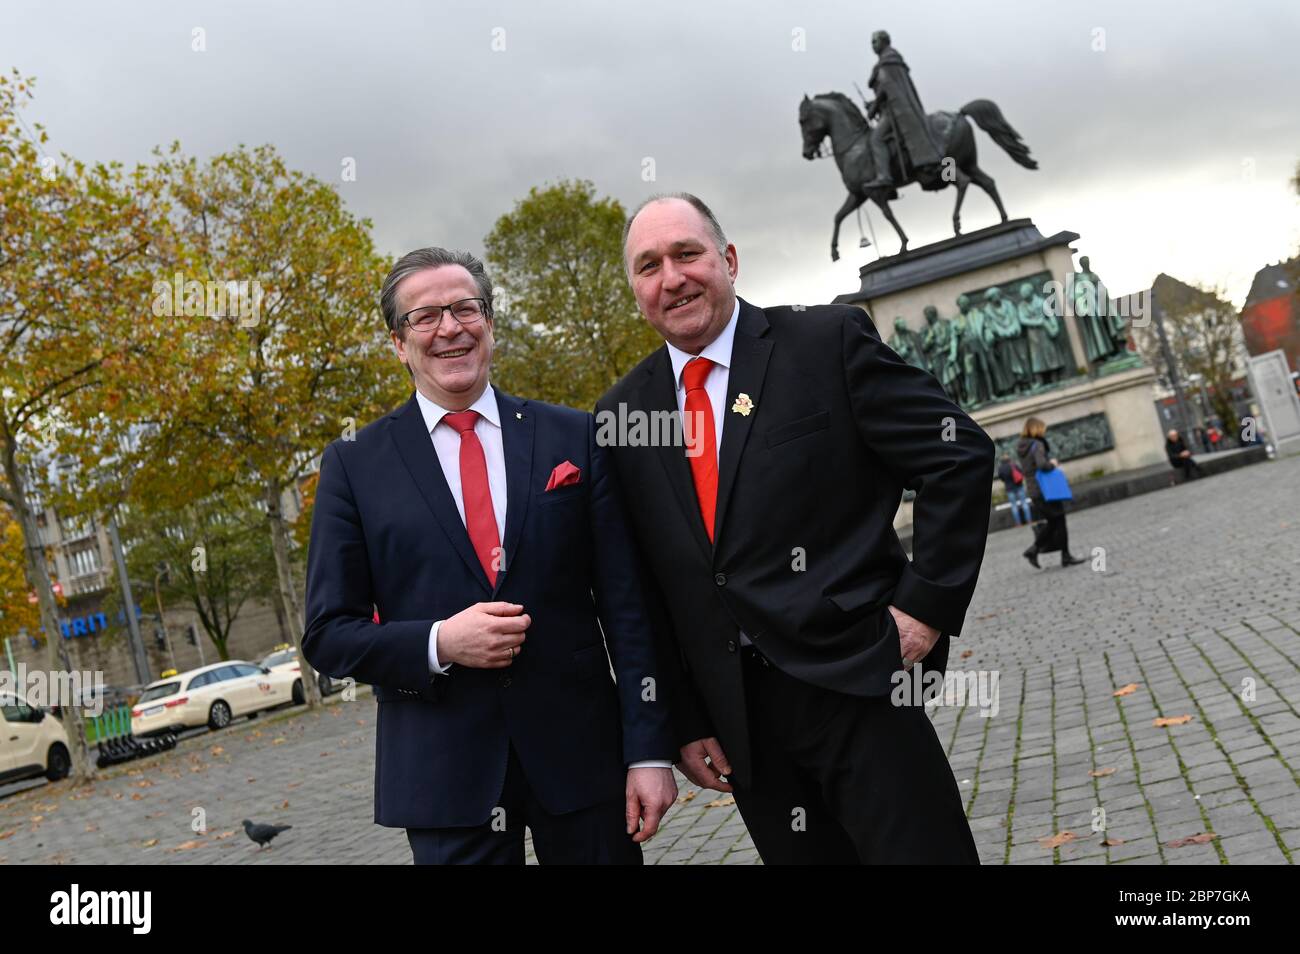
[596,299,995,787]
[303,387,676,829]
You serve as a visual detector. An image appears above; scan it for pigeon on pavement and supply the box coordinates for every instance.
[243,819,293,849]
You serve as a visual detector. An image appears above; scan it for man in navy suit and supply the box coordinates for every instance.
[303,247,678,864]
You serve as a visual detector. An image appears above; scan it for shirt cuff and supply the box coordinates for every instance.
[428,621,451,674]
[629,760,674,769]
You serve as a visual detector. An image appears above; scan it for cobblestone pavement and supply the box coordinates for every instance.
[3,452,1296,865]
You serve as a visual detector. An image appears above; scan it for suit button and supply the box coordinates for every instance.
[726,640,737,653]
[501,676,512,688]
[714,573,727,586]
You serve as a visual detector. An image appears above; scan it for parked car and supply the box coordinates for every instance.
[0,691,71,784]
[259,645,345,697]
[130,661,299,737]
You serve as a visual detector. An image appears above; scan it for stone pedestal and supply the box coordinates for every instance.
[839,220,1165,533]
[974,364,1166,475]
[891,365,1165,532]
[836,217,1090,377]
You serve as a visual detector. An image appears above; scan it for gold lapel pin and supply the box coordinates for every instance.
[731,393,755,416]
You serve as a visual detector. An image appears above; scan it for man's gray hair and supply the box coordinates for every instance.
[380,247,494,335]
[621,192,728,265]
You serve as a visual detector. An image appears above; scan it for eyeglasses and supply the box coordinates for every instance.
[399,298,488,332]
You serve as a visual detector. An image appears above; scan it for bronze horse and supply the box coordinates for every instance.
[799,92,1037,261]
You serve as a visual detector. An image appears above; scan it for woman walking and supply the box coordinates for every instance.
[1016,417,1086,568]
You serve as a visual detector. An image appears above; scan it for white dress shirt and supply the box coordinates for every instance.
[415,385,670,770]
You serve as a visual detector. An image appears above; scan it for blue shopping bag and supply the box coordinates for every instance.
[1037,466,1072,501]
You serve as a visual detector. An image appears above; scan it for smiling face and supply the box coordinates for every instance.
[624,198,738,355]
[390,265,494,410]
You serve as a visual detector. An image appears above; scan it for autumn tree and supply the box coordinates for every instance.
[0,508,40,642]
[1135,274,1248,436]
[0,71,164,780]
[484,180,661,410]
[118,487,277,663]
[104,143,408,708]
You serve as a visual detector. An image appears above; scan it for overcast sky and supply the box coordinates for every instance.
[4,0,1298,310]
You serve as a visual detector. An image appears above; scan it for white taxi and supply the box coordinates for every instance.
[0,691,72,784]
[259,645,343,697]
[130,661,299,736]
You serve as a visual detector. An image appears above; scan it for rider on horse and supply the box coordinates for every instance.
[862,30,945,190]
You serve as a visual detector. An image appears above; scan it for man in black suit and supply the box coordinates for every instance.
[597,194,994,864]
[303,247,677,864]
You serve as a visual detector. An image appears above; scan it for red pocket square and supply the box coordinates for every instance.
[545,460,582,491]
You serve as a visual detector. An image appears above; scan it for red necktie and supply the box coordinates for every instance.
[682,358,718,541]
[443,411,501,586]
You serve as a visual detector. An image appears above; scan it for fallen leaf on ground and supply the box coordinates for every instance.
[960,650,973,659]
[1101,837,1126,846]
[1038,831,1077,850]
[1167,832,1217,848]
[1089,768,1117,778]
[141,838,158,848]
[169,840,204,852]
[706,796,736,808]
[1154,715,1192,727]
[677,791,698,804]
[1113,684,1139,697]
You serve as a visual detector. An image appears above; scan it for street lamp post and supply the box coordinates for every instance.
[106,515,151,686]
[153,563,178,672]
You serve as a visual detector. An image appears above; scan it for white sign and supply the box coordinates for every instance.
[1246,350,1300,443]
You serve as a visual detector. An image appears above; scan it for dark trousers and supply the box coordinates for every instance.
[1171,458,1202,481]
[405,746,641,865]
[1030,495,1070,556]
[729,647,980,865]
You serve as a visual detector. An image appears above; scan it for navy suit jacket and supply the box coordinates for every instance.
[302,386,676,829]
